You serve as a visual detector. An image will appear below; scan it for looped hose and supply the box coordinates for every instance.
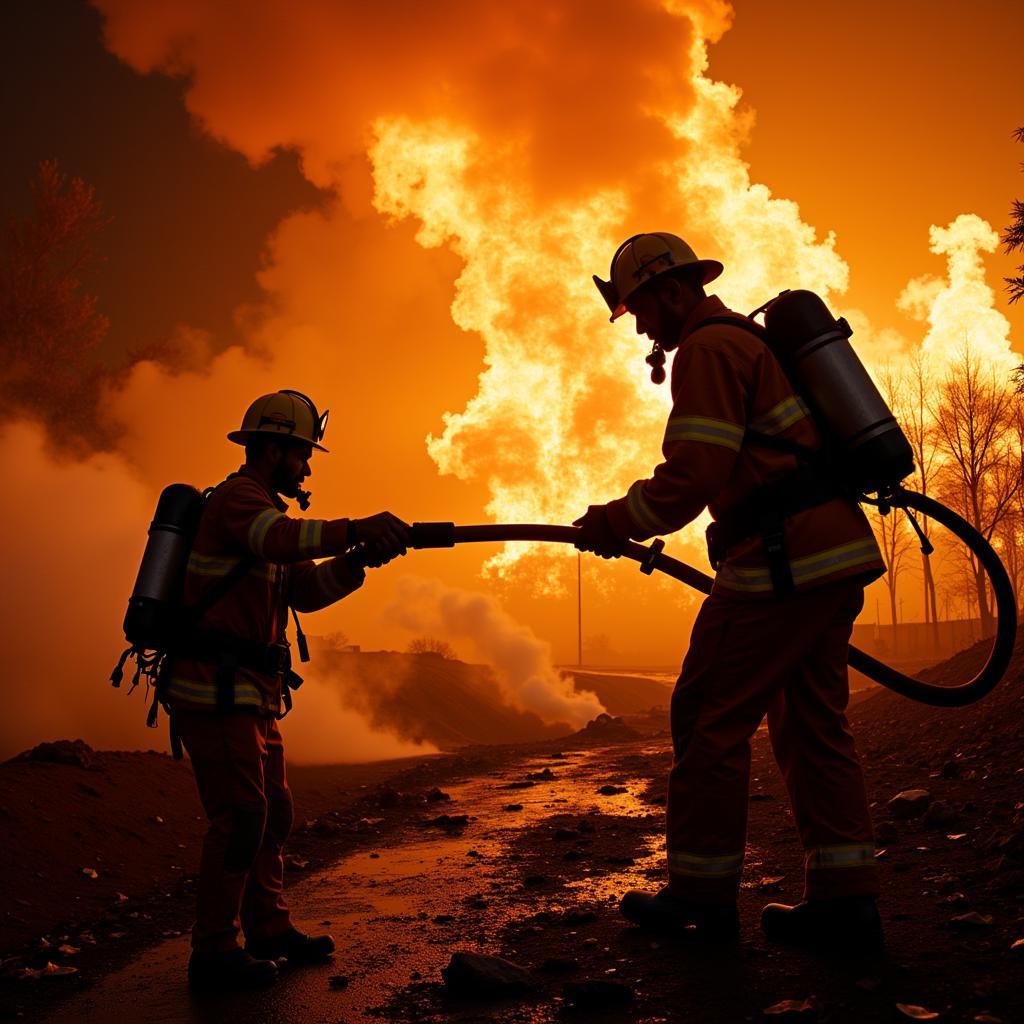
[403,491,1017,708]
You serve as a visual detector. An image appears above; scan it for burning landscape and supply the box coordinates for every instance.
[2,0,1023,1021]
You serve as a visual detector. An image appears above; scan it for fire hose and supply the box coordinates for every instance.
[391,487,1016,708]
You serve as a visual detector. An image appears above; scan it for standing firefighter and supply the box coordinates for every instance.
[575,234,886,948]
[166,390,410,990]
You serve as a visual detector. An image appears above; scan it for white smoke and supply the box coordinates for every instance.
[385,576,605,728]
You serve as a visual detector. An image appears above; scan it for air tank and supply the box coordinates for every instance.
[763,290,914,493]
[122,484,204,649]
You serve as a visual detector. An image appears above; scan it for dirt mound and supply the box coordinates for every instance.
[566,671,672,715]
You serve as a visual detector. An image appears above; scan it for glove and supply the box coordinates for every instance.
[350,512,411,561]
[572,505,627,559]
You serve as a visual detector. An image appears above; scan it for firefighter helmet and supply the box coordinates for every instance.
[593,232,723,322]
[227,389,330,452]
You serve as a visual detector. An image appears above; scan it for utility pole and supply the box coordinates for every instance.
[577,552,583,667]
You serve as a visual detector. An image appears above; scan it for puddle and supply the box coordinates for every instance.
[42,746,661,1024]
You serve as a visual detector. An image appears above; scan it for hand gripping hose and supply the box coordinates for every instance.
[392,487,1015,708]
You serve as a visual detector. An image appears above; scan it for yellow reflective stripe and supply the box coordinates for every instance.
[248,509,284,558]
[668,849,744,878]
[749,396,810,436]
[716,538,882,592]
[806,843,877,870]
[626,480,675,536]
[664,415,744,452]
[298,519,325,558]
[164,676,265,707]
[316,560,352,602]
[186,552,278,583]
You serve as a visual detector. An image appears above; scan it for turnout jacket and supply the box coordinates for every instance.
[164,466,364,714]
[605,295,885,597]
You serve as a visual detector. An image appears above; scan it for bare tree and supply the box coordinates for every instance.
[895,349,942,634]
[407,636,457,659]
[0,160,109,447]
[931,346,1018,635]
[1003,126,1024,306]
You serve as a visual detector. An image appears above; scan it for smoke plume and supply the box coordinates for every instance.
[386,577,605,728]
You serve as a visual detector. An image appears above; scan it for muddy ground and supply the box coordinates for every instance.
[1,640,1022,1024]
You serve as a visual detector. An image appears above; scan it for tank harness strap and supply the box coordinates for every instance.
[688,313,855,595]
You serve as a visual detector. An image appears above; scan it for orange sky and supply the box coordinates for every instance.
[2,0,1022,756]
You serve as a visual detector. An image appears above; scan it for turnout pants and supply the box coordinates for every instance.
[667,580,878,904]
[174,710,294,953]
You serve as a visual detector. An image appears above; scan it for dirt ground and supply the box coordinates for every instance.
[1,637,1022,1023]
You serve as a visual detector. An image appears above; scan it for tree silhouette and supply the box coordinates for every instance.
[1004,126,1024,306]
[0,160,110,447]
[407,636,457,659]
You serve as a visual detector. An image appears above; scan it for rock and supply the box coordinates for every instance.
[941,892,969,907]
[314,819,343,838]
[875,821,899,844]
[433,914,455,924]
[763,997,821,1018]
[888,789,931,819]
[426,814,469,831]
[895,1005,940,1021]
[553,828,579,841]
[283,855,309,871]
[757,876,785,892]
[523,874,548,887]
[442,952,533,998]
[563,849,586,862]
[972,1014,1004,1023]
[375,787,402,808]
[1011,937,1024,955]
[539,957,578,973]
[426,787,451,803]
[947,911,993,929]
[12,739,94,769]
[940,760,962,779]
[923,800,959,828]
[597,785,627,796]
[81,868,98,880]
[503,804,524,812]
[17,961,79,979]
[328,974,349,990]
[563,979,635,1009]
[504,780,535,790]
[527,768,556,781]
[579,714,640,741]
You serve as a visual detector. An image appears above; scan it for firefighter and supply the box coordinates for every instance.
[165,389,411,991]
[575,234,885,948]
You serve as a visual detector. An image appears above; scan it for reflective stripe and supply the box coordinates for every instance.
[316,560,353,602]
[716,537,882,593]
[667,849,744,878]
[248,508,284,559]
[298,519,325,558]
[806,843,877,870]
[748,395,810,436]
[186,552,277,583]
[626,480,675,536]
[164,675,266,708]
[664,415,744,452]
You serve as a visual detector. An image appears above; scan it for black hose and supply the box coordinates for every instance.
[400,488,1016,708]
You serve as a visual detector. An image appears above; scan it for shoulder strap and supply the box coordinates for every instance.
[689,314,818,463]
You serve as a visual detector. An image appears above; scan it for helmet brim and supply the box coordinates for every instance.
[609,258,725,321]
[227,429,329,453]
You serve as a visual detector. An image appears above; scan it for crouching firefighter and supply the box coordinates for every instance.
[115,389,411,991]
[575,233,891,950]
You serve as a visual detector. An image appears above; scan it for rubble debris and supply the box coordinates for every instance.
[527,768,556,781]
[597,785,627,796]
[923,800,959,828]
[425,813,469,832]
[11,739,94,769]
[888,789,932,819]
[17,961,79,980]
[563,979,635,1009]
[426,787,451,803]
[763,996,821,1017]
[947,911,993,929]
[578,714,640,741]
[895,1004,940,1021]
[442,951,533,998]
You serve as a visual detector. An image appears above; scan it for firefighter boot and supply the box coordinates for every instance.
[246,927,336,965]
[187,947,279,991]
[620,888,739,941]
[761,895,884,950]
